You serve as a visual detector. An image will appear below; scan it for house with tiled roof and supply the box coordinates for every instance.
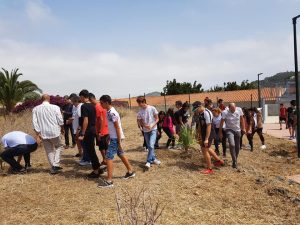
[115,87,286,109]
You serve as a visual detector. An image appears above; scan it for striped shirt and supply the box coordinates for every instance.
[32,101,64,139]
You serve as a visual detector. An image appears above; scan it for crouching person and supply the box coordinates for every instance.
[0,131,38,173]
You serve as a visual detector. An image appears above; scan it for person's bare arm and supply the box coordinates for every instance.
[219,119,225,139]
[240,116,246,134]
[114,120,123,150]
[204,123,212,147]
[179,116,184,126]
[78,117,88,140]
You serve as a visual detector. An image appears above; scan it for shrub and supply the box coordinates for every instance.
[178,125,196,151]
[13,96,66,113]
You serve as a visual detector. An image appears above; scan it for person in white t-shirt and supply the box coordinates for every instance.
[69,95,83,158]
[219,103,246,169]
[1,131,38,173]
[136,96,160,170]
[98,95,135,188]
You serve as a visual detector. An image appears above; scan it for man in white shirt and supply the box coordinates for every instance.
[1,131,38,173]
[219,103,246,169]
[32,94,64,174]
[136,96,160,170]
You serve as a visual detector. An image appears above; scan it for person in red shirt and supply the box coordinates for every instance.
[279,103,287,130]
[89,93,110,169]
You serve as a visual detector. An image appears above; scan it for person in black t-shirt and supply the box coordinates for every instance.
[174,101,189,134]
[286,100,296,140]
[78,90,103,178]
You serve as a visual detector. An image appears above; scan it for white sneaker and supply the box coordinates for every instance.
[79,160,91,166]
[167,146,172,150]
[260,145,267,150]
[145,162,151,168]
[153,159,161,165]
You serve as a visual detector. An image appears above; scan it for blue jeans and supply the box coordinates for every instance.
[106,138,125,160]
[144,130,157,163]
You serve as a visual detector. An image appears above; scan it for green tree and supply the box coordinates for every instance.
[223,81,239,91]
[0,68,42,112]
[162,79,203,95]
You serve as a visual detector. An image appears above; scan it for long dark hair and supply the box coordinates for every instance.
[158,111,166,122]
[243,107,252,125]
[166,108,174,117]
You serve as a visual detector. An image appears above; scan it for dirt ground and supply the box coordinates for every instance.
[0,110,300,225]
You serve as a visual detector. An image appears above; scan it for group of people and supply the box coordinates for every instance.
[279,100,297,140]
[139,97,266,174]
[0,93,267,186]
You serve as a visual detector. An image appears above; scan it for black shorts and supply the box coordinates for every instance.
[200,134,214,148]
[287,119,294,128]
[279,117,286,122]
[98,135,110,151]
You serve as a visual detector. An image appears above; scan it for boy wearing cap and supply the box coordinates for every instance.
[192,101,224,174]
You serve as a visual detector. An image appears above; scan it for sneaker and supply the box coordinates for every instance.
[79,160,92,166]
[99,167,107,175]
[260,145,267,150]
[71,144,76,148]
[87,171,100,179]
[123,171,136,179]
[75,153,82,157]
[50,167,58,175]
[213,160,225,167]
[98,179,114,188]
[100,162,107,169]
[232,163,238,169]
[12,167,27,174]
[25,164,32,169]
[153,159,161,165]
[64,146,69,149]
[53,166,63,171]
[289,136,293,140]
[200,168,214,175]
[145,162,151,170]
[167,146,172,150]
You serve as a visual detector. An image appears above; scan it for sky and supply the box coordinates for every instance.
[0,0,299,98]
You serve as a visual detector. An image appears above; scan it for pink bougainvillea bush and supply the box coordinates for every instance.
[13,96,66,113]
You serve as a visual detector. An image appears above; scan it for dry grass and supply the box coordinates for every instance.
[0,110,300,225]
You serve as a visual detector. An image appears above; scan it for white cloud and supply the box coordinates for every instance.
[25,0,56,24]
[0,35,294,98]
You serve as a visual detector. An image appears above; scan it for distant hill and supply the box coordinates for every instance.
[145,91,161,97]
[250,71,295,87]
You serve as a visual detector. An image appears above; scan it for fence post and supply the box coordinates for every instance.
[164,93,167,112]
[129,94,131,110]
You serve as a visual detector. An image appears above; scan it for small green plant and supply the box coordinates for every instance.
[178,125,196,151]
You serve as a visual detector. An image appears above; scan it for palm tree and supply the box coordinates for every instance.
[0,68,42,112]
